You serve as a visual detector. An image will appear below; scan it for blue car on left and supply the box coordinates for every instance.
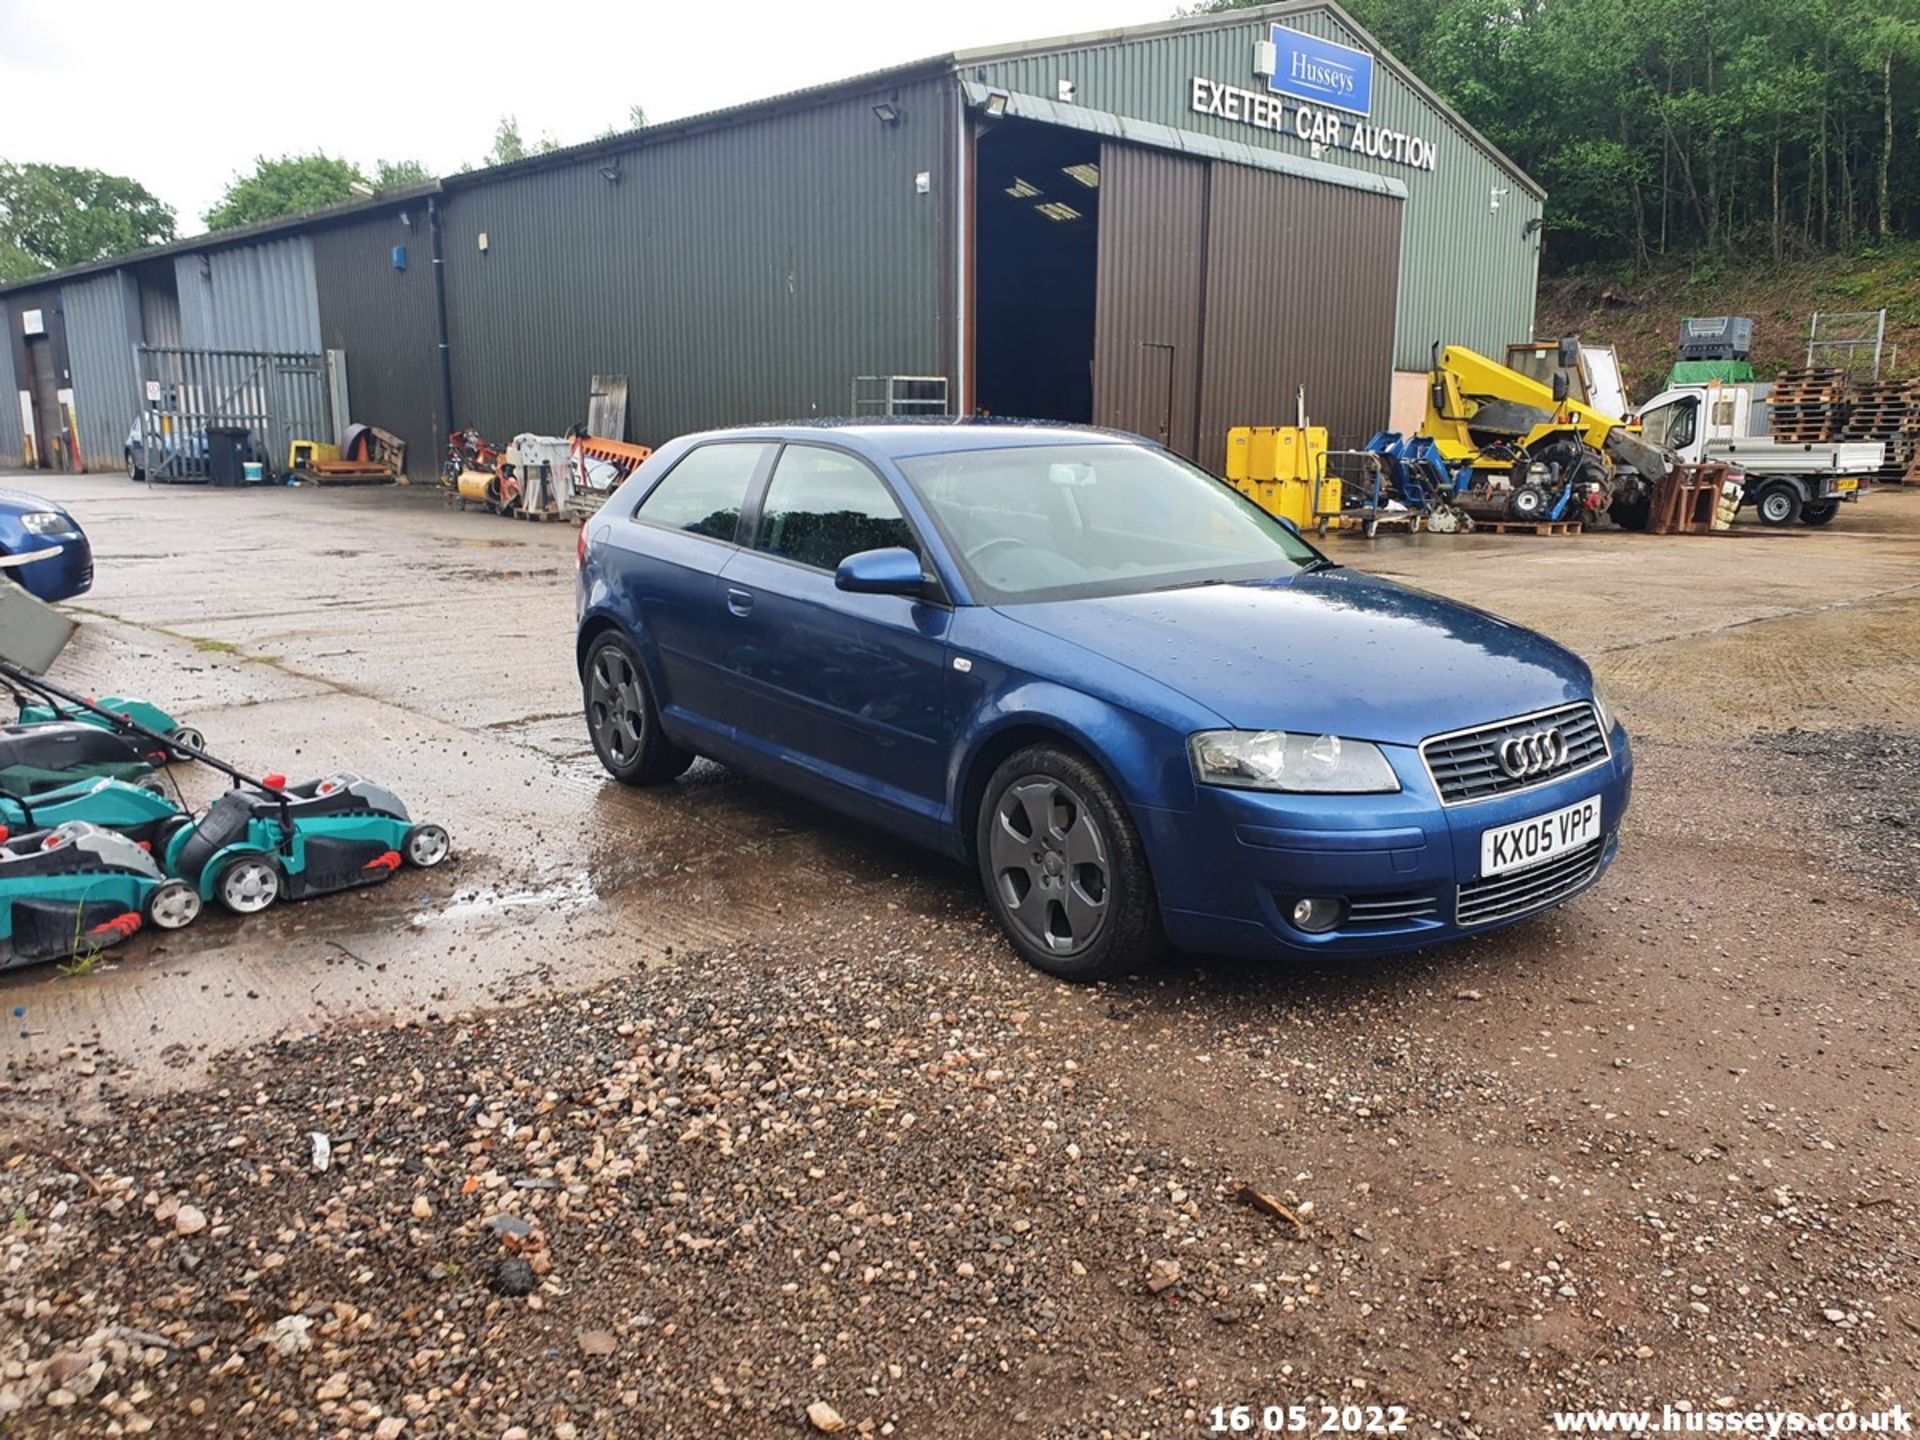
[0,489,93,602]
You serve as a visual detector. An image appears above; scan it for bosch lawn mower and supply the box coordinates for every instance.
[0,659,450,917]
[1,772,187,851]
[0,719,168,796]
[6,672,205,756]
[0,822,200,971]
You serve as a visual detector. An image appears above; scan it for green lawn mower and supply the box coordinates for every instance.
[1,772,187,850]
[0,659,451,918]
[5,672,205,758]
[0,719,167,796]
[0,822,200,971]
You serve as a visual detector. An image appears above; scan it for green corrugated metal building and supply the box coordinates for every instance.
[2,0,1542,475]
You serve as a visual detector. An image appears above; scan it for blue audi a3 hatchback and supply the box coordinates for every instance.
[576,422,1632,979]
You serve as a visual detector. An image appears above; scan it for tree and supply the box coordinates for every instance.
[0,161,175,280]
[373,158,432,191]
[487,116,561,167]
[204,154,368,231]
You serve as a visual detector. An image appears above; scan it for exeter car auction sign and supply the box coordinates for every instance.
[1189,24,1438,174]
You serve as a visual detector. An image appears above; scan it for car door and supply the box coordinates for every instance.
[606,441,772,734]
[715,443,957,817]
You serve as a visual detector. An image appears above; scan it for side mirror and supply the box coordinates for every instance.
[1275,515,1301,536]
[1556,336,1581,368]
[835,546,926,597]
[1551,372,1570,404]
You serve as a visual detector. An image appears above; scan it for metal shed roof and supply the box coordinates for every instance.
[0,0,1537,297]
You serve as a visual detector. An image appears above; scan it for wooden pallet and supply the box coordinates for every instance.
[296,464,394,486]
[1472,519,1585,536]
[512,506,568,522]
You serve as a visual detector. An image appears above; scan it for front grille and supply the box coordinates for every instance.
[1456,836,1605,927]
[1421,702,1608,805]
[1345,892,1442,928]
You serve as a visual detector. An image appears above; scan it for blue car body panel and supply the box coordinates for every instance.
[578,423,1632,961]
[0,489,92,602]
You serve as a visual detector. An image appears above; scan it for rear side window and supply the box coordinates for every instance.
[755,445,916,571]
[633,442,769,541]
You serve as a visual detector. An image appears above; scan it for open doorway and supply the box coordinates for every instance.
[972,119,1101,424]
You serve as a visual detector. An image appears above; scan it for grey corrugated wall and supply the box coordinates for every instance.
[439,77,951,444]
[175,236,322,353]
[0,304,19,462]
[309,209,443,479]
[61,271,145,469]
[972,4,1543,371]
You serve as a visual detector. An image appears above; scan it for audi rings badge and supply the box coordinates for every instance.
[1496,727,1567,779]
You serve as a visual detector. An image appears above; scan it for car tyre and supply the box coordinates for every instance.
[582,632,694,785]
[1800,500,1840,526]
[1756,482,1803,527]
[1609,495,1650,531]
[126,452,145,482]
[215,853,282,915]
[1506,483,1548,521]
[975,744,1164,982]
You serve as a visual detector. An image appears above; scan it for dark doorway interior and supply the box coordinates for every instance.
[973,120,1101,424]
[23,335,59,469]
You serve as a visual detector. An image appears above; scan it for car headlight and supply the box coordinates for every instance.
[1189,730,1401,794]
[1590,681,1616,733]
[19,512,74,536]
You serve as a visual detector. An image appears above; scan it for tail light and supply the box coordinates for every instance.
[577,522,589,568]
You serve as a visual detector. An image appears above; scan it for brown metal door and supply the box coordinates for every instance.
[1196,164,1402,462]
[1091,144,1207,459]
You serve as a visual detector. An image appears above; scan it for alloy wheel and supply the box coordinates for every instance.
[587,646,647,765]
[987,775,1111,957]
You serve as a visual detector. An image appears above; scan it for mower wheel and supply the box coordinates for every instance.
[168,726,205,755]
[403,823,452,868]
[215,853,282,915]
[137,775,171,796]
[146,879,202,931]
[583,633,695,785]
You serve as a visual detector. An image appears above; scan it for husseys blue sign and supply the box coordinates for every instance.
[1267,25,1374,118]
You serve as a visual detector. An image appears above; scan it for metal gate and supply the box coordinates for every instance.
[131,346,334,481]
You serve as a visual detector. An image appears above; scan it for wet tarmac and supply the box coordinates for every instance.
[4,471,1919,1099]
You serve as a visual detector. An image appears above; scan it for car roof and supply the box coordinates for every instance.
[673,419,1149,461]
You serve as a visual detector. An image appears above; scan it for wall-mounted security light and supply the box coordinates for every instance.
[915,171,931,195]
[1490,187,1508,213]
[872,100,900,125]
[983,89,1010,119]
[399,210,414,229]
[477,232,489,253]
[1523,216,1545,237]
[1056,78,1076,104]
[598,161,622,184]
[1253,39,1277,77]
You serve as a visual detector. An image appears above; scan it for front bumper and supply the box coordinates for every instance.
[7,536,93,603]
[1137,728,1634,961]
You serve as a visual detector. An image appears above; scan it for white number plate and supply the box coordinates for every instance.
[1479,795,1601,877]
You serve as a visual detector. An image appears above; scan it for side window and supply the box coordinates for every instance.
[1667,399,1697,449]
[755,446,917,571]
[633,443,769,541]
[1640,400,1696,451]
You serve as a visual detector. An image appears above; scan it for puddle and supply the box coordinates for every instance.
[438,566,564,582]
[413,874,598,926]
[454,538,529,549]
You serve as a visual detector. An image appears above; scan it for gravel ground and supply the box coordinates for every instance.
[1759,728,1920,908]
[4,884,1917,1438]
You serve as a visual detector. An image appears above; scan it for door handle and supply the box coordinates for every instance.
[726,587,755,617]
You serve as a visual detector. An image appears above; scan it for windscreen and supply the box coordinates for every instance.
[897,442,1322,604]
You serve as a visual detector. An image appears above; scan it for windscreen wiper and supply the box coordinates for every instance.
[1298,557,1341,574]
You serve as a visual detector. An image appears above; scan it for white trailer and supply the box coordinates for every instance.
[1633,381,1883,527]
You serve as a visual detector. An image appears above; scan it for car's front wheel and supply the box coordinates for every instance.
[582,631,694,785]
[1755,482,1803,526]
[975,744,1164,981]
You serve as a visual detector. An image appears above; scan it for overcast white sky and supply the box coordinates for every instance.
[1,0,1177,235]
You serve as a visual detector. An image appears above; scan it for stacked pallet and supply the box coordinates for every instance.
[1840,377,1920,484]
[1768,367,1848,442]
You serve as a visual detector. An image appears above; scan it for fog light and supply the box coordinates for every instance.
[1290,896,1344,934]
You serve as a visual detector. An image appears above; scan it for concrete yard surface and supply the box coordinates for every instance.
[2,472,1917,1437]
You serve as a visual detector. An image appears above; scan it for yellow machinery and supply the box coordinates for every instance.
[1224,425,1339,529]
[1419,343,1667,528]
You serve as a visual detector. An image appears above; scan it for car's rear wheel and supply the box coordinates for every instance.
[582,632,694,785]
[1756,482,1803,527]
[127,452,144,482]
[976,744,1164,981]
[1800,500,1840,526]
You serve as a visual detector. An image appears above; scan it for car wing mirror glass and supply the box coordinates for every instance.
[835,546,926,597]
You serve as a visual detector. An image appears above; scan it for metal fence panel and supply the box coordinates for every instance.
[131,346,333,481]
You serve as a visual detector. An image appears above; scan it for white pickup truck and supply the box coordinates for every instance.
[1633,381,1882,526]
